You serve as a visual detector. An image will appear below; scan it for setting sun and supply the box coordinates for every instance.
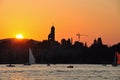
[16,34,24,39]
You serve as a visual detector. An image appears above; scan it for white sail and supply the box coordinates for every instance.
[29,48,35,64]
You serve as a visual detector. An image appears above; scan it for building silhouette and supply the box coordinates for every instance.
[48,25,55,42]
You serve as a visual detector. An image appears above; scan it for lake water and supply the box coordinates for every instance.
[0,64,120,80]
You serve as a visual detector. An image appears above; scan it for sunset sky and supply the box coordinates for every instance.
[0,0,119,46]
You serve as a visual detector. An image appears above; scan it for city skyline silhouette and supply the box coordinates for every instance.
[0,1,120,80]
[0,26,120,65]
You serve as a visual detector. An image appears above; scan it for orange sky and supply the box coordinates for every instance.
[0,0,120,46]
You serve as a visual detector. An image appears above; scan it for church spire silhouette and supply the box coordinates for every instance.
[48,25,55,41]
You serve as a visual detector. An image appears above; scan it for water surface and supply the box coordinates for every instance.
[0,64,120,80]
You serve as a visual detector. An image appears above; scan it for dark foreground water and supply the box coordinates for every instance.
[0,64,120,80]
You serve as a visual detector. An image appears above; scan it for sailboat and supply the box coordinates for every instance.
[112,52,120,67]
[24,48,36,65]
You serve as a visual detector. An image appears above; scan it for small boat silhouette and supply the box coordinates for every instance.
[6,64,15,67]
[67,65,73,68]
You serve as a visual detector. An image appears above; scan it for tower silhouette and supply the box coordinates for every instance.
[48,25,55,42]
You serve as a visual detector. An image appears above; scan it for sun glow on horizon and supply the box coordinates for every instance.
[16,34,24,39]
[0,0,119,46]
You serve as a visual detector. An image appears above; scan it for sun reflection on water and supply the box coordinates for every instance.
[9,74,25,80]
